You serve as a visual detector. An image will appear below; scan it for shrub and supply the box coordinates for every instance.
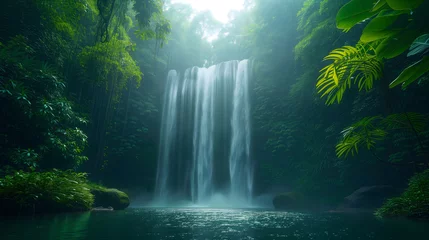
[0,170,94,215]
[375,170,429,219]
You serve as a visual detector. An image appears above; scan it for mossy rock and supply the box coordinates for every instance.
[273,192,307,210]
[341,185,399,209]
[90,185,130,210]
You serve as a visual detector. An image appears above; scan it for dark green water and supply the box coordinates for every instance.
[1,208,429,240]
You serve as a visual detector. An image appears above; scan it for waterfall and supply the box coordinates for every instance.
[229,60,252,202]
[155,70,180,199]
[155,60,252,206]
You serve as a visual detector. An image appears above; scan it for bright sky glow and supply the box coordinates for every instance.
[171,0,245,23]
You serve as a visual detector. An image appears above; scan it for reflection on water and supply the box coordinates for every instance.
[1,208,429,240]
[1,211,91,239]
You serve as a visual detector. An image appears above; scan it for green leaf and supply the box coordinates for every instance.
[333,67,339,85]
[376,30,421,59]
[360,10,407,42]
[373,0,387,11]
[317,44,383,105]
[386,0,425,10]
[336,0,381,31]
[408,34,429,57]
[389,56,429,89]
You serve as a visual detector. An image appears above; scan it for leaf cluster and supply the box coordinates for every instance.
[318,0,429,104]
[317,44,383,104]
[336,112,429,159]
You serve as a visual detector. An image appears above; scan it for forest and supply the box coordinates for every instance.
[1,0,429,239]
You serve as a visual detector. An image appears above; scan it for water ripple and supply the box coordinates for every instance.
[1,208,429,240]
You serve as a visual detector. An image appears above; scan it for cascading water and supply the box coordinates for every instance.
[229,60,252,202]
[155,60,252,206]
[155,70,180,200]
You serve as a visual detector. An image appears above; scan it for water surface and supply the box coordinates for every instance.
[1,208,428,240]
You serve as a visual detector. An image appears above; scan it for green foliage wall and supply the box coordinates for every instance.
[245,0,429,201]
[246,0,354,198]
[0,0,171,190]
[0,37,88,171]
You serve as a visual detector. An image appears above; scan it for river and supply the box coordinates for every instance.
[1,208,429,239]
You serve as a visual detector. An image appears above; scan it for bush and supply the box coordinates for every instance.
[375,170,429,219]
[0,170,94,215]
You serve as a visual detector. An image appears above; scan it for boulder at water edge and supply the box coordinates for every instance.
[90,187,130,210]
[273,192,306,210]
[340,185,400,209]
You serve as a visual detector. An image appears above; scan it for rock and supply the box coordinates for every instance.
[272,192,306,210]
[90,187,130,210]
[340,185,400,209]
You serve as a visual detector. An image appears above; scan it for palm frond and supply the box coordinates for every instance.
[317,44,384,105]
[336,116,387,158]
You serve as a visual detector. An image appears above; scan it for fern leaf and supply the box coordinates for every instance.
[317,44,383,105]
[336,116,386,158]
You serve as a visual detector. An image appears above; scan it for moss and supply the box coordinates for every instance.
[89,184,130,210]
[0,170,94,215]
[375,170,429,219]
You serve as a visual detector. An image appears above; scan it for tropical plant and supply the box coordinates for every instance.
[375,169,429,219]
[336,116,387,157]
[388,33,429,90]
[317,44,384,104]
[336,112,429,166]
[318,0,429,103]
[408,34,429,57]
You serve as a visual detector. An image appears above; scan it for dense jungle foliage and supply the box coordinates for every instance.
[1,0,429,218]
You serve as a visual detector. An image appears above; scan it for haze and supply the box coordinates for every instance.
[171,0,245,23]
